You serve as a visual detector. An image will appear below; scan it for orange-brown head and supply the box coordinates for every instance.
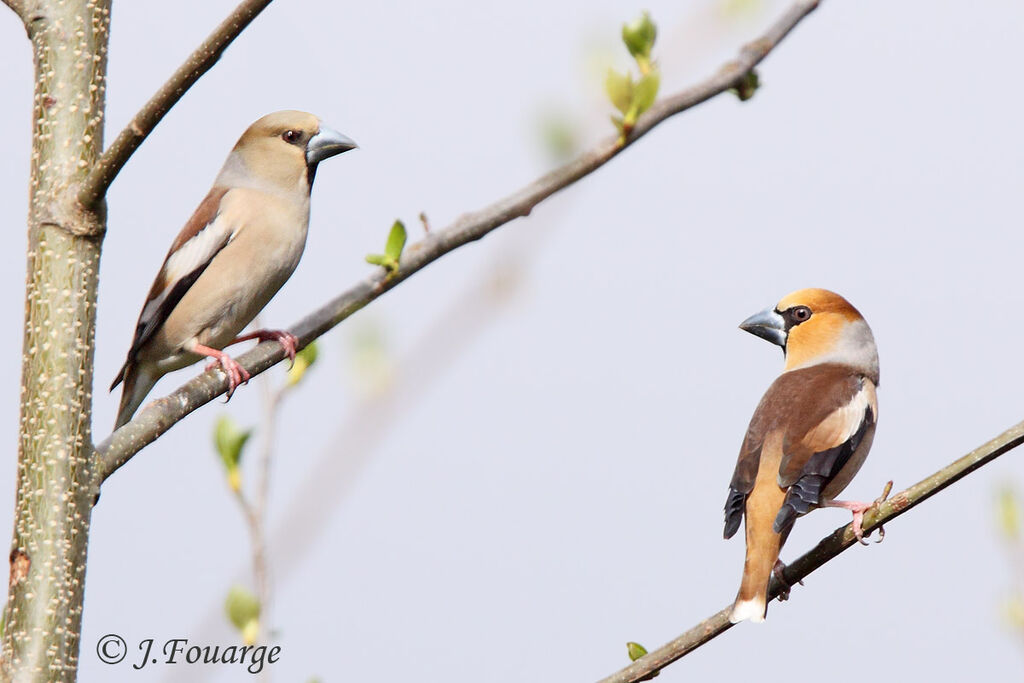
[739,288,878,382]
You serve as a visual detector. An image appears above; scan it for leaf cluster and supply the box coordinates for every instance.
[606,12,661,141]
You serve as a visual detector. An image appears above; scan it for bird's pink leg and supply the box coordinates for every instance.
[228,329,299,367]
[823,481,892,546]
[190,343,250,399]
[822,499,873,545]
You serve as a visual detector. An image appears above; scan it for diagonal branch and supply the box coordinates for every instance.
[95,0,822,482]
[77,0,274,208]
[596,418,1024,683]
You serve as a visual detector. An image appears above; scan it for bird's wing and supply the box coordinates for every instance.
[111,187,236,390]
[723,364,874,539]
[724,407,769,540]
[772,367,876,533]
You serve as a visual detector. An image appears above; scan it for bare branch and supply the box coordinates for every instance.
[596,418,1024,683]
[77,0,273,208]
[95,0,822,482]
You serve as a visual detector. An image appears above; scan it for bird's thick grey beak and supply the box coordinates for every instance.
[739,307,787,347]
[306,124,358,165]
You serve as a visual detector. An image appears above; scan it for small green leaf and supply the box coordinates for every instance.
[366,220,407,274]
[633,71,660,116]
[622,101,642,134]
[287,340,320,387]
[225,585,261,633]
[731,69,760,102]
[605,68,634,115]
[626,642,648,661]
[622,12,657,62]
[385,220,407,263]
[214,415,251,473]
[626,641,660,680]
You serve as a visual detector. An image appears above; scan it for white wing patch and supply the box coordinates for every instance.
[164,213,237,287]
[137,212,237,331]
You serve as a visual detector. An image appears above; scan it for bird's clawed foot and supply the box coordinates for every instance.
[868,480,892,543]
[772,560,804,602]
[232,329,299,367]
[825,480,892,545]
[824,499,871,545]
[212,355,250,399]
[197,345,250,399]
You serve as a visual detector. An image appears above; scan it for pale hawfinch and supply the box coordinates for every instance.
[723,288,879,623]
[111,110,356,429]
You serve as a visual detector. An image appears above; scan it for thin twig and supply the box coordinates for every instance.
[94,0,822,483]
[77,0,273,208]
[231,486,266,633]
[250,376,284,634]
[596,418,1024,683]
[222,371,283,650]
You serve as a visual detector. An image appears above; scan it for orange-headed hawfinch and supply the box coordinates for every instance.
[724,288,880,623]
[110,110,357,429]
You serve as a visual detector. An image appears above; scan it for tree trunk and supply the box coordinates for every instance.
[2,1,109,680]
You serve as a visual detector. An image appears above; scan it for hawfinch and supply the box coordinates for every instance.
[723,288,879,623]
[111,110,357,429]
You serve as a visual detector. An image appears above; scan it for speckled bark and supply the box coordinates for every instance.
[2,1,109,680]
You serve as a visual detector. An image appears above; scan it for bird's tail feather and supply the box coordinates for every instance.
[730,481,786,624]
[730,539,776,623]
[110,359,129,392]
[114,365,157,430]
[730,595,767,624]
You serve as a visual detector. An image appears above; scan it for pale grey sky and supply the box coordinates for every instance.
[1,0,1022,681]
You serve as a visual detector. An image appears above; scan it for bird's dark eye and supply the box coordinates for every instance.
[790,306,812,323]
[282,130,302,144]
